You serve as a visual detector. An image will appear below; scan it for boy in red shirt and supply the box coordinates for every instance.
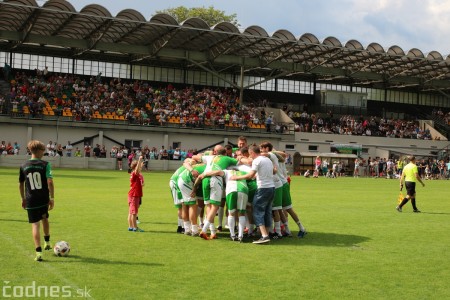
[128,156,144,232]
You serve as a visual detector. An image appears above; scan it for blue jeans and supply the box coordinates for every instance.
[252,187,274,228]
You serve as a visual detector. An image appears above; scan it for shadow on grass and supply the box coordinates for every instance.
[159,231,371,247]
[193,231,371,247]
[0,218,28,223]
[148,221,176,225]
[419,211,450,215]
[56,174,117,180]
[291,231,371,247]
[54,255,164,266]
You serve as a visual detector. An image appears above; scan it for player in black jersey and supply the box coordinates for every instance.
[19,140,55,261]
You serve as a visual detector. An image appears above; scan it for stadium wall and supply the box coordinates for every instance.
[1,117,448,170]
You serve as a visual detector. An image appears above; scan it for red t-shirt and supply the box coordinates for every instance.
[128,172,143,197]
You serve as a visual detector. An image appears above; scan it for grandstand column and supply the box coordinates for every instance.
[164,134,169,150]
[27,127,32,143]
[99,131,104,147]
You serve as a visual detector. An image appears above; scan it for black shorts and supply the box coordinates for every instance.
[27,206,49,223]
[405,181,416,197]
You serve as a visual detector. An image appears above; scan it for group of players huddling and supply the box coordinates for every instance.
[169,136,307,244]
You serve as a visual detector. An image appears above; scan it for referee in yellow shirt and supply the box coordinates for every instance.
[397,156,425,213]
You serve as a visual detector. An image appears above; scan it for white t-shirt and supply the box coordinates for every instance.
[268,152,283,188]
[173,150,180,160]
[252,155,274,188]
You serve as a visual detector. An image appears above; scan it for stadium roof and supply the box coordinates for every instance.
[1,0,450,94]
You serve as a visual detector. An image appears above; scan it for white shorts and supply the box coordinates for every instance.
[209,176,224,203]
[177,177,195,203]
[169,180,182,206]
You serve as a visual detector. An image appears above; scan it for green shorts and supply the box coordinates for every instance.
[281,183,293,209]
[272,186,283,210]
[247,179,257,204]
[226,191,248,213]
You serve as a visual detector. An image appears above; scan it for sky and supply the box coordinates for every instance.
[63,0,450,56]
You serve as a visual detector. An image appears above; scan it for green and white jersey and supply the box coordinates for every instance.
[277,160,288,185]
[205,155,238,172]
[268,152,283,188]
[223,169,248,195]
[178,163,206,185]
[170,166,186,182]
[228,164,256,194]
[178,168,194,186]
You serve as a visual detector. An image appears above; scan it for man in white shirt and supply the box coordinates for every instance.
[173,148,181,160]
[231,145,274,244]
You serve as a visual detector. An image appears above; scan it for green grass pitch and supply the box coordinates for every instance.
[1,167,449,299]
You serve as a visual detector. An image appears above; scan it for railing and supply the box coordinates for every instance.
[4,109,296,135]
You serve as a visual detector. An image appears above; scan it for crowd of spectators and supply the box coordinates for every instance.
[2,68,448,140]
[432,108,450,125]
[5,69,276,131]
[290,110,435,140]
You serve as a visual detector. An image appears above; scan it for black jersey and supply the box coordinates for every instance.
[19,159,52,209]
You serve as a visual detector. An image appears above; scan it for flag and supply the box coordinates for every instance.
[397,192,404,205]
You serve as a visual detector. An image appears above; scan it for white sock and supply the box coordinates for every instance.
[228,215,236,237]
[191,224,199,234]
[297,220,305,231]
[202,221,210,233]
[218,206,224,227]
[275,221,282,236]
[178,218,183,227]
[183,221,191,233]
[238,216,246,238]
[210,223,217,235]
[284,221,291,234]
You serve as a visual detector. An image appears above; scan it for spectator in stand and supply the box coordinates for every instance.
[65,141,73,157]
[55,144,63,157]
[93,144,101,158]
[161,149,169,160]
[100,145,107,158]
[149,147,157,160]
[84,144,91,157]
[168,146,174,160]
[157,146,164,160]
[265,114,273,132]
[13,142,20,155]
[173,148,181,160]
[6,142,13,155]
[1,141,6,155]
[110,146,117,159]
[128,151,135,168]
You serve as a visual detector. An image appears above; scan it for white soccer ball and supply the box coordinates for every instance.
[53,241,70,257]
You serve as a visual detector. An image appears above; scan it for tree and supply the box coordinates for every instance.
[155,6,239,27]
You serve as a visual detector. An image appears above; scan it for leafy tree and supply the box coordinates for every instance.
[156,6,239,27]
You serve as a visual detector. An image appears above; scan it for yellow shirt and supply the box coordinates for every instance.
[402,162,418,183]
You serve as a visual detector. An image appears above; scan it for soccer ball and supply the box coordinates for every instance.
[53,241,70,257]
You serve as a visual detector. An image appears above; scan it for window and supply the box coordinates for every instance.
[125,140,142,151]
